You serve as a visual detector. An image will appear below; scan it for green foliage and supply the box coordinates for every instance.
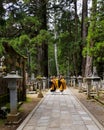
[32,30,51,46]
[19,35,30,46]
[84,0,104,76]
[92,42,104,63]
[0,39,5,55]
[22,16,41,35]
[56,30,82,75]
[0,0,103,77]
[24,0,30,3]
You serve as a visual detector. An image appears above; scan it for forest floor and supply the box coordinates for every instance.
[0,87,104,130]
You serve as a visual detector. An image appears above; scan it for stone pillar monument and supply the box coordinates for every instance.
[37,77,43,98]
[77,75,83,92]
[4,71,22,124]
[85,66,101,99]
[42,77,47,90]
[72,76,76,87]
[85,77,92,99]
[92,66,100,97]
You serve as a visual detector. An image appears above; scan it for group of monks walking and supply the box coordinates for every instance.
[49,75,67,94]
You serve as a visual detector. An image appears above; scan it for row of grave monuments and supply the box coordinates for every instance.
[26,73,48,93]
[27,66,104,99]
[1,54,102,123]
[70,66,104,99]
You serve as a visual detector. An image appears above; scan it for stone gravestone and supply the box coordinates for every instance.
[4,71,22,124]
[72,76,76,87]
[37,78,43,98]
[77,75,83,92]
[42,77,47,90]
[85,66,100,98]
[92,66,100,96]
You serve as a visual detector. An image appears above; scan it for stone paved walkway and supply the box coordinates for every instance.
[17,89,104,130]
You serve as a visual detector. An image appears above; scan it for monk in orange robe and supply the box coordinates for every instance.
[49,76,57,92]
[59,75,66,93]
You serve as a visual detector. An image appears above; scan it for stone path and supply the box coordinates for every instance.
[17,89,104,130]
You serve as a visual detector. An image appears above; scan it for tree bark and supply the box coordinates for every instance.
[54,43,59,76]
[38,0,48,77]
[74,0,78,41]
[37,45,43,75]
[81,0,88,76]
[85,0,97,77]
[73,0,78,76]
[53,0,59,76]
[85,56,92,76]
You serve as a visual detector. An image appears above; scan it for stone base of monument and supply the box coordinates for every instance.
[38,91,44,98]
[6,112,21,124]
[78,90,83,93]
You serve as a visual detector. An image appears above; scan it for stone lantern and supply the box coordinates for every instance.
[30,73,35,91]
[77,75,83,92]
[4,71,22,123]
[85,77,93,99]
[92,75,100,97]
[42,77,47,90]
[71,76,76,87]
[37,77,44,98]
[91,66,100,97]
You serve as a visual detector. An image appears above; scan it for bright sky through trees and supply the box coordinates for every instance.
[77,0,92,15]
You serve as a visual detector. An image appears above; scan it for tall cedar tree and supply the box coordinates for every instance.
[81,0,88,76]
[85,0,97,76]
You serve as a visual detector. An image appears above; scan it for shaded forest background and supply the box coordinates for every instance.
[0,0,104,78]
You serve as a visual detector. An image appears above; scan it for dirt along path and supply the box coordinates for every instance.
[0,92,42,130]
[70,87,104,127]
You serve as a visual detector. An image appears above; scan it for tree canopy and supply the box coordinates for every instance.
[0,0,104,77]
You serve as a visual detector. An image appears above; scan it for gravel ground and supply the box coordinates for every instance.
[70,87,104,127]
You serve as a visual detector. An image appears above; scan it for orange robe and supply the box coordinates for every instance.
[59,78,66,91]
[55,78,59,89]
[50,79,56,91]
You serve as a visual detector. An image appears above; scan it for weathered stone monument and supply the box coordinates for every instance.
[85,66,100,99]
[71,76,76,87]
[42,77,47,90]
[77,75,83,92]
[4,71,22,124]
[91,66,100,96]
[37,77,44,98]
[85,77,92,99]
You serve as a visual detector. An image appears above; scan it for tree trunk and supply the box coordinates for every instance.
[85,56,92,76]
[53,0,59,76]
[73,0,78,76]
[74,0,78,41]
[39,0,48,77]
[22,59,26,101]
[81,0,88,76]
[85,0,97,77]
[54,43,59,76]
